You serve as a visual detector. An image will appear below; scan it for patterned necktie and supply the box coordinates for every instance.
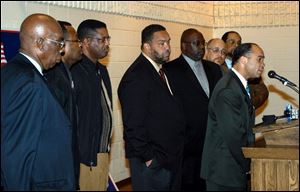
[159,68,167,84]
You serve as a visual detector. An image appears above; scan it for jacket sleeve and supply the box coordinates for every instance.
[118,73,154,162]
[1,80,43,190]
[214,88,250,173]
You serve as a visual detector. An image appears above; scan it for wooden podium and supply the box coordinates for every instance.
[243,120,299,191]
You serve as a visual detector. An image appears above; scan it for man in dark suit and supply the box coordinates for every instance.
[201,43,266,191]
[1,14,75,190]
[222,31,269,109]
[44,20,82,189]
[164,28,223,191]
[118,24,186,191]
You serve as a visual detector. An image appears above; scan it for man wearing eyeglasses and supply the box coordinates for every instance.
[221,31,269,109]
[1,14,75,190]
[205,38,228,74]
[71,19,113,191]
[44,20,82,190]
[164,28,223,191]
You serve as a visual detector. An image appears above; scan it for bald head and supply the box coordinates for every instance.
[19,14,64,70]
[181,28,204,44]
[205,38,226,65]
[180,28,206,61]
[20,14,62,50]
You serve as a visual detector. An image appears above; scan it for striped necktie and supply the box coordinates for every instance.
[159,68,166,84]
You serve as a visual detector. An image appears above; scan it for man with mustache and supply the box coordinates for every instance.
[222,31,269,109]
[201,43,266,191]
[71,19,113,191]
[118,24,185,191]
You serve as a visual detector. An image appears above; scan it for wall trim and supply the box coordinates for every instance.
[36,1,298,28]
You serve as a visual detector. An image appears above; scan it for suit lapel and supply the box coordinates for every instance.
[230,70,254,116]
[140,54,172,95]
[179,56,209,98]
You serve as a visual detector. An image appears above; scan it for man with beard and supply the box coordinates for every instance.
[118,24,186,191]
[204,38,228,74]
[164,28,222,191]
[71,19,113,191]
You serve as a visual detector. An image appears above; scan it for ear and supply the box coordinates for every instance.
[240,55,248,65]
[81,38,91,48]
[36,38,44,51]
[144,43,150,50]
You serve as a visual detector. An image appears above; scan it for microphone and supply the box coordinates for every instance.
[268,70,297,87]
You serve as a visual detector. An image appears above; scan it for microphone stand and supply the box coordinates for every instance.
[284,81,299,94]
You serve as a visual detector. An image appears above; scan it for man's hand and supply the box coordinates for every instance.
[145,159,153,167]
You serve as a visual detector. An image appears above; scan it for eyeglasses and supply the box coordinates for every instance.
[44,38,65,49]
[184,40,207,47]
[88,36,111,43]
[207,47,227,56]
[226,39,241,46]
[65,39,81,43]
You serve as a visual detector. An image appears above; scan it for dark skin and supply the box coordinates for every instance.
[81,28,110,64]
[181,28,206,61]
[62,25,82,68]
[19,13,64,70]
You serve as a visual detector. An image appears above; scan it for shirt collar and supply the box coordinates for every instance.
[182,54,202,69]
[231,67,248,89]
[225,57,232,69]
[142,52,161,72]
[20,52,43,75]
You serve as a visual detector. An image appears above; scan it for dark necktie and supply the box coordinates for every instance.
[246,84,251,98]
[159,68,167,84]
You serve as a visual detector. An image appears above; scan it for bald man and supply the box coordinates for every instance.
[164,28,222,191]
[205,38,228,74]
[1,14,75,190]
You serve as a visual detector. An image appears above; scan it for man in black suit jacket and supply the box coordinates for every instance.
[1,14,75,190]
[118,24,185,191]
[164,28,222,191]
[44,21,82,189]
[201,43,266,191]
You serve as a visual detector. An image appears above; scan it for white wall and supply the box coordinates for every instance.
[1,1,299,182]
[1,1,213,182]
[214,27,299,123]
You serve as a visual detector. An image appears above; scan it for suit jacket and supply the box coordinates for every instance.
[164,55,222,157]
[221,60,269,109]
[44,62,80,188]
[44,62,77,125]
[118,53,185,171]
[1,53,75,190]
[200,70,255,188]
